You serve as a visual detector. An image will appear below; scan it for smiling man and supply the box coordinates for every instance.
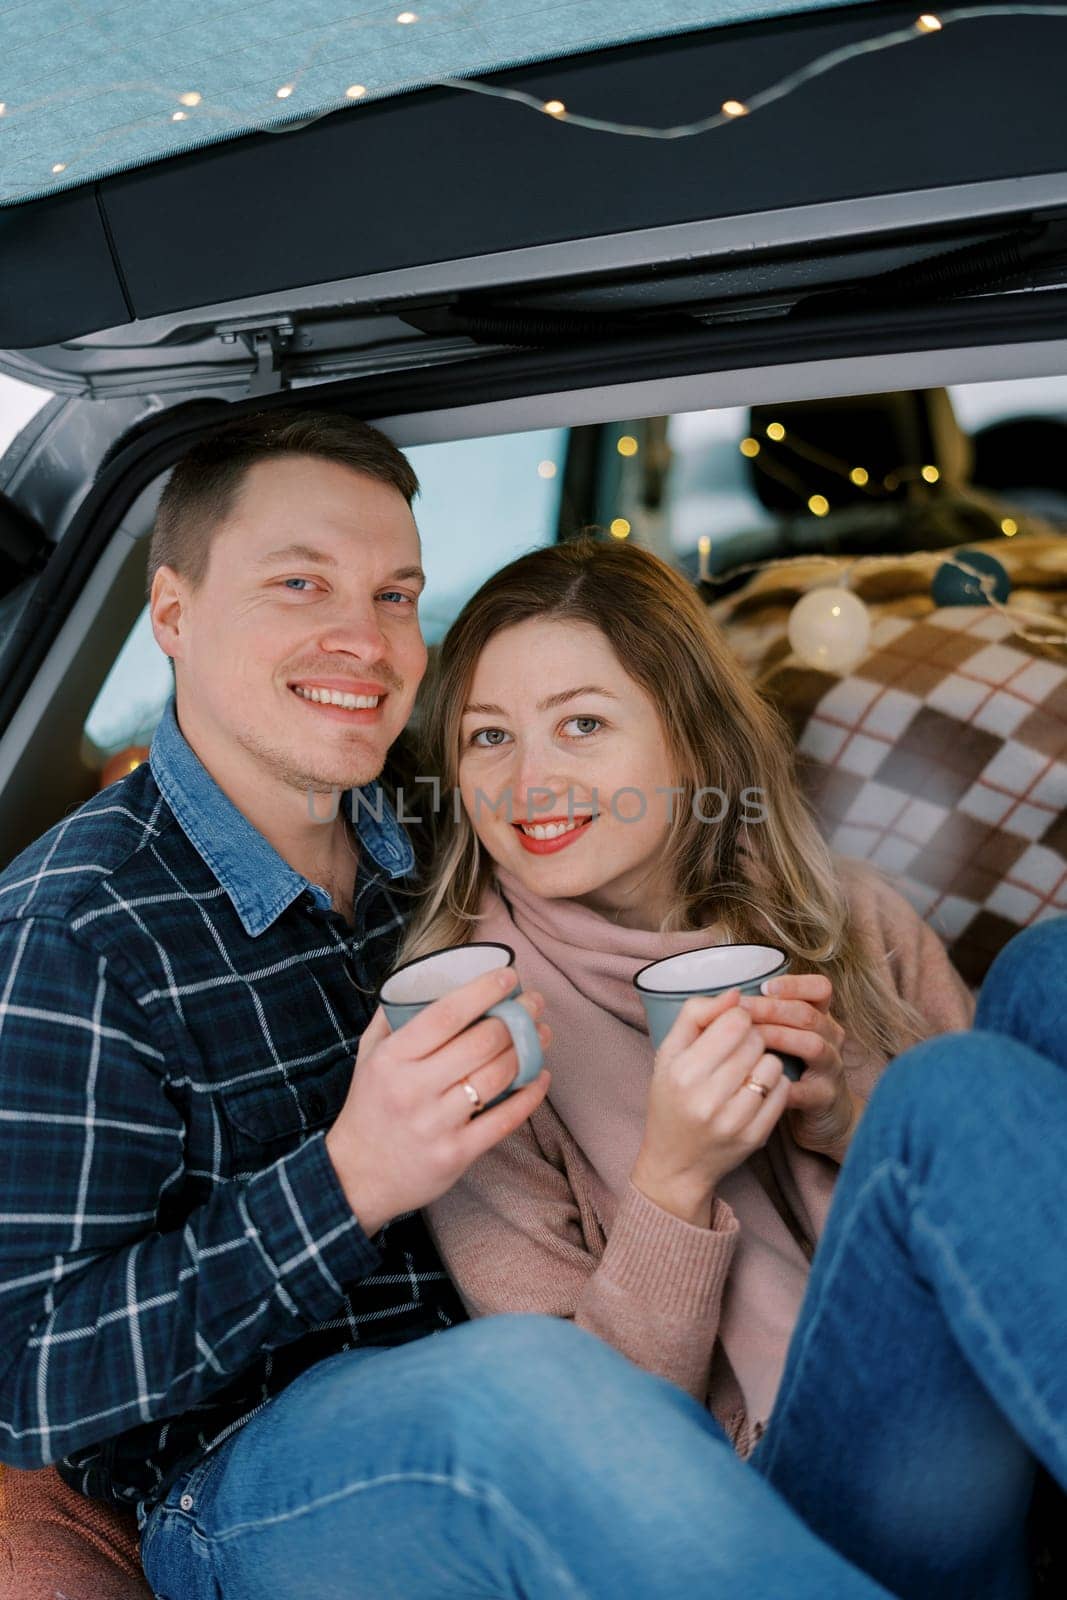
[0,410,903,1600]
[149,446,429,929]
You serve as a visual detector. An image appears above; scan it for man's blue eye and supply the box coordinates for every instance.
[379,591,414,605]
[283,578,313,591]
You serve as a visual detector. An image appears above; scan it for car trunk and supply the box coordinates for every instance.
[0,1,1066,1583]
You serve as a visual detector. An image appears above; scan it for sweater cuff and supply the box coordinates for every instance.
[240,1132,382,1324]
[597,1181,739,1321]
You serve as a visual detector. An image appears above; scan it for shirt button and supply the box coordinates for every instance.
[179,1493,194,1511]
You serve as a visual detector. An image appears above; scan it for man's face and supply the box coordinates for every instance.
[160,454,427,796]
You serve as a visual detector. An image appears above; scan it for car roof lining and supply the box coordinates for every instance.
[5,1,869,210]
[3,6,1067,353]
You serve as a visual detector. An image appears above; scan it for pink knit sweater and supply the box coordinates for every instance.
[426,861,976,1454]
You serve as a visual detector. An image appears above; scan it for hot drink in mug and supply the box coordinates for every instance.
[379,941,543,1110]
[633,944,806,1080]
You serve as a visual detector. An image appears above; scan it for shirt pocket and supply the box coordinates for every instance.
[218,1044,356,1172]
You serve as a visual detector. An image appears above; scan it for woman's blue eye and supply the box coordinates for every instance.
[472,728,510,747]
[564,716,602,736]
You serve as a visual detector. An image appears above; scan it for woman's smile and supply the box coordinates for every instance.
[513,814,597,854]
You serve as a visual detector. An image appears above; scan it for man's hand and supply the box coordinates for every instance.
[324,967,551,1235]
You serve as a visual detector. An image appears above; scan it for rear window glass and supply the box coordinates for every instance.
[84,381,1067,757]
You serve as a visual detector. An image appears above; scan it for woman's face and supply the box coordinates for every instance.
[458,617,679,925]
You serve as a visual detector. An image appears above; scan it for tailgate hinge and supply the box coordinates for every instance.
[216,316,296,396]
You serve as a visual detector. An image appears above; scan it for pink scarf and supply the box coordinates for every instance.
[476,866,838,1423]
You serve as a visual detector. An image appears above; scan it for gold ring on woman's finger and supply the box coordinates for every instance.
[742,1076,770,1099]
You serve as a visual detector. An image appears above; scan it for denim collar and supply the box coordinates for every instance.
[149,696,414,938]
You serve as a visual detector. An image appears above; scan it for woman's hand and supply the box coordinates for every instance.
[631,989,790,1227]
[737,974,860,1162]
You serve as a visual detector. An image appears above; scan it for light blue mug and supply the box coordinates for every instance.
[633,943,805,1081]
[379,941,542,1111]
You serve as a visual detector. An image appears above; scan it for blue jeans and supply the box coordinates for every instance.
[140,922,1066,1600]
[137,1315,894,1599]
[751,919,1067,1598]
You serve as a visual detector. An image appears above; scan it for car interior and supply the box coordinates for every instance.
[2,0,1067,1593]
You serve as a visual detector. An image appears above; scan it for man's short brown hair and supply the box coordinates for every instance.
[145,409,420,601]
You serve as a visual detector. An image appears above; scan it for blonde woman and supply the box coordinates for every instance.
[398,537,1063,1600]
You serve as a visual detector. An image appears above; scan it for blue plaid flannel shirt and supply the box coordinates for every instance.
[0,696,465,1522]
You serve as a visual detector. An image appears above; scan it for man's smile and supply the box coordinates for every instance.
[289,678,389,722]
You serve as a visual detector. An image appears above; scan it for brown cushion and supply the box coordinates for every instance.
[0,1463,150,1600]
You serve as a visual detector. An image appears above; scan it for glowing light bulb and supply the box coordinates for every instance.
[766,422,786,442]
[276,84,295,99]
[849,466,869,487]
[921,464,940,483]
[1001,518,1018,537]
[543,99,566,117]
[721,100,749,118]
[397,11,419,22]
[739,437,760,458]
[617,435,639,457]
[788,588,871,673]
[345,84,367,99]
[0,103,6,116]
[610,519,631,539]
[537,460,557,479]
[917,14,942,33]
[808,495,830,517]
[179,91,202,107]
[172,111,187,121]
[698,536,712,582]
[51,162,67,173]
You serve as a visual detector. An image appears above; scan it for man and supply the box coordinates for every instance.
[0,409,908,1600]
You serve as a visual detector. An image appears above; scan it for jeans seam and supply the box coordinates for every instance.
[909,1199,1067,1473]
[762,1149,1067,1489]
[196,1468,590,1599]
[756,1155,907,1479]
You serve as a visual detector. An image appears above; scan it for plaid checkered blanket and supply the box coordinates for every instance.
[708,536,1067,985]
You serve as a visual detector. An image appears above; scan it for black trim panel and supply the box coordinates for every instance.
[0,188,128,347]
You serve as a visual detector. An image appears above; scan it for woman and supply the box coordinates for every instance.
[400,537,1061,1599]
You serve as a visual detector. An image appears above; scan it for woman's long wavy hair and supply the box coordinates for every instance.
[401,537,925,1060]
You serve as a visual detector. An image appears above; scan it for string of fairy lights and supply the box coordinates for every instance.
[734,419,962,518]
[2,6,1067,198]
[594,417,1028,571]
[586,418,1066,668]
